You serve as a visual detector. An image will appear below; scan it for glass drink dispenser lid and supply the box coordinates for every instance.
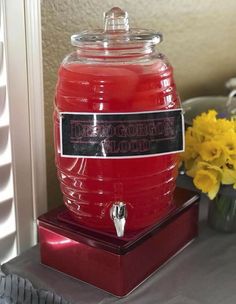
[71,7,163,49]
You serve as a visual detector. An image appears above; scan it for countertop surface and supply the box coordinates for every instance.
[2,191,236,304]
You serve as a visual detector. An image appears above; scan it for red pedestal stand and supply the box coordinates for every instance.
[38,188,199,297]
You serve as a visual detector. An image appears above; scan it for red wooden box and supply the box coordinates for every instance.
[38,188,199,297]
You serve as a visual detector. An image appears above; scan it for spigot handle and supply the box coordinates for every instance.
[110,202,127,238]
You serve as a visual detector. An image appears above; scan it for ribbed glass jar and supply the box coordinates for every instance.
[54,7,182,235]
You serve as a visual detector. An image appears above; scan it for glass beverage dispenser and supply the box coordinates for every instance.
[54,7,183,237]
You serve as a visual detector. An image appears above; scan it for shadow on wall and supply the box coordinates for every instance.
[41,0,236,208]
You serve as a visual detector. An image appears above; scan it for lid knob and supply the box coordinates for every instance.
[104,7,129,32]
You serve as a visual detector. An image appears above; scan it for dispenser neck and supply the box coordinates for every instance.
[75,45,157,62]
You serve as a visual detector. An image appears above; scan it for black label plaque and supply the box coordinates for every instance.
[60,109,184,158]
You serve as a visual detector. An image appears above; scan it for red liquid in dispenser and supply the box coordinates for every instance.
[54,61,181,233]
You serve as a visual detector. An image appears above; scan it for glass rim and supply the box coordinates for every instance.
[71,29,163,48]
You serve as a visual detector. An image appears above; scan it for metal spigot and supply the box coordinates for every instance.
[110,202,127,238]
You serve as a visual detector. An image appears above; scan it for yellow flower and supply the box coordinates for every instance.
[181,128,199,168]
[182,109,236,197]
[221,159,236,188]
[194,110,217,123]
[198,140,225,166]
[215,119,235,134]
[218,130,236,156]
[192,110,218,141]
[193,168,221,199]
[195,161,222,172]
[187,161,222,199]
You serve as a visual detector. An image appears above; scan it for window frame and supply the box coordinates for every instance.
[3,0,47,253]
